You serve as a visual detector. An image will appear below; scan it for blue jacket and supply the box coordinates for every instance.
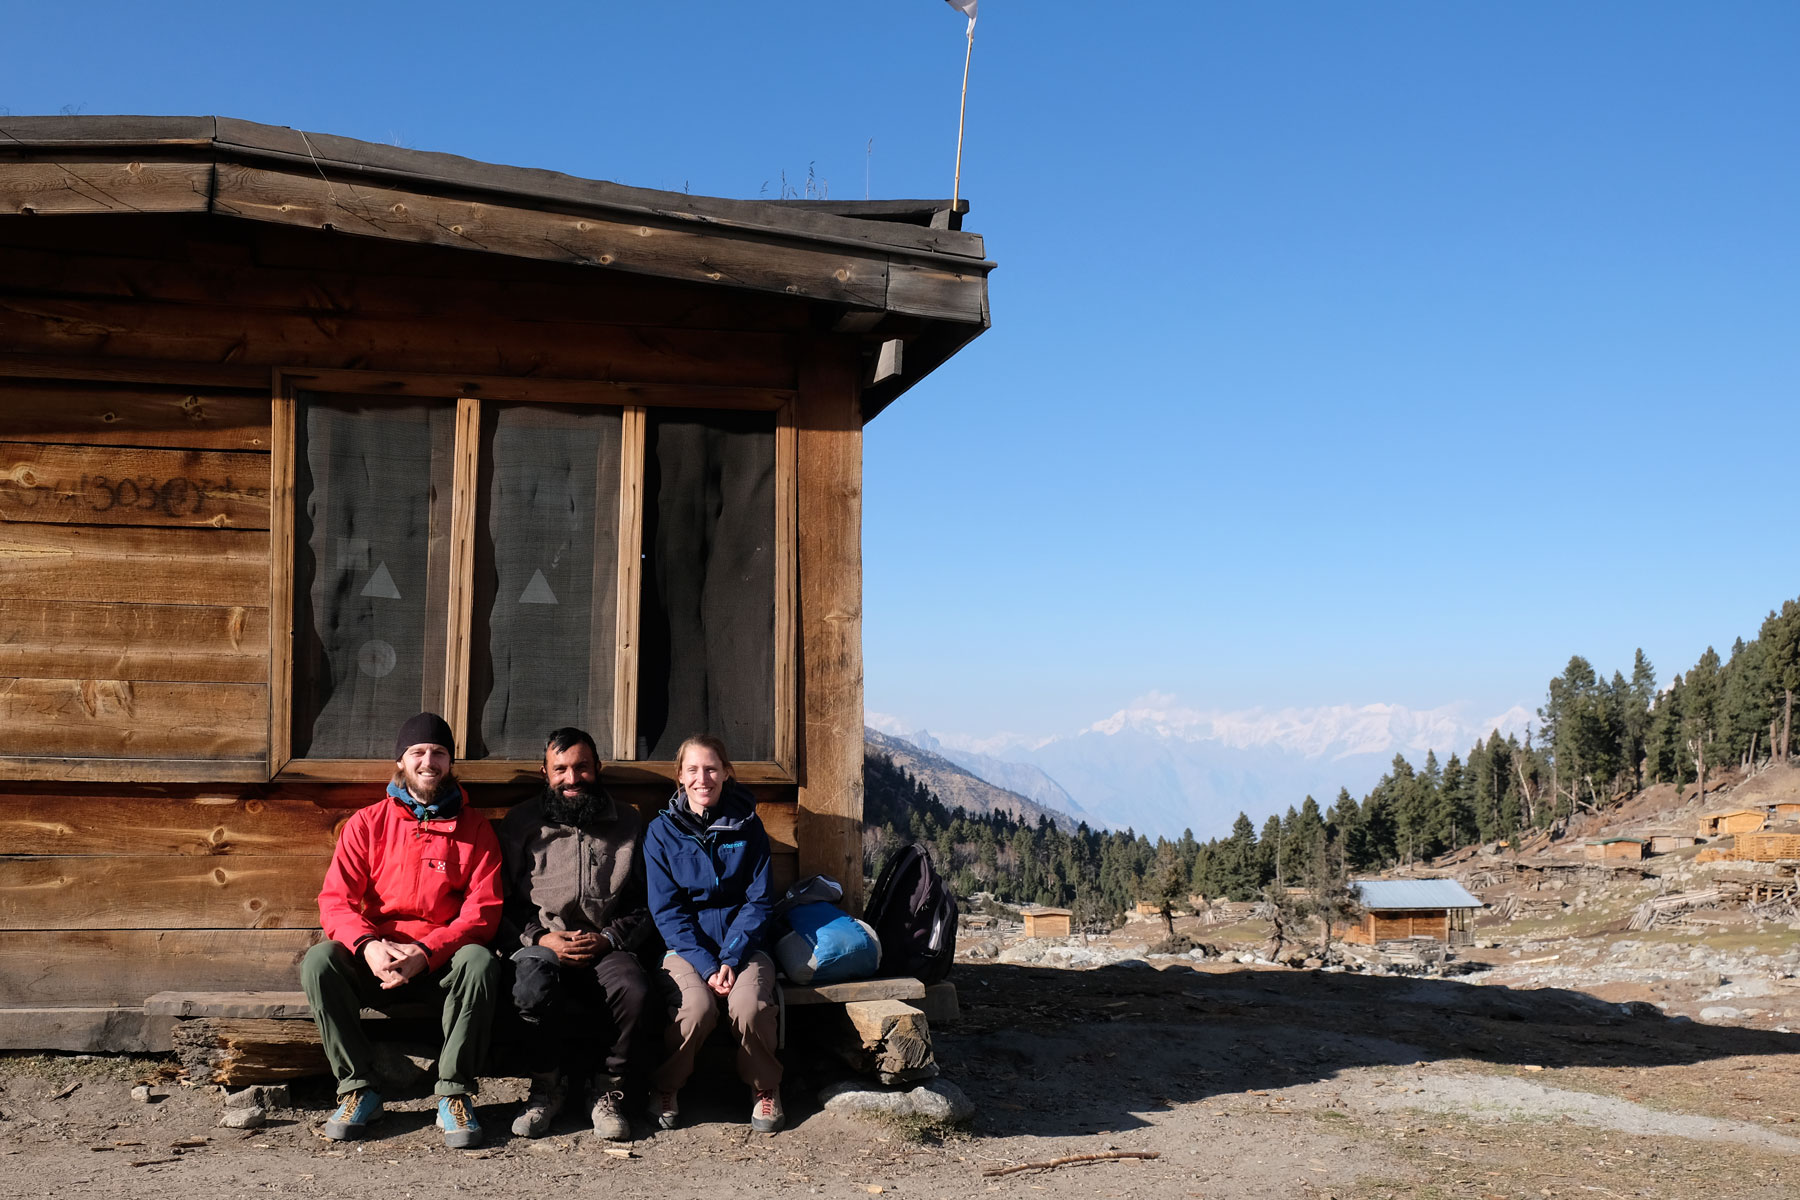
[644,782,773,979]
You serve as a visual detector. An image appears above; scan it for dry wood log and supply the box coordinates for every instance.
[172,1017,327,1085]
[982,1151,1161,1177]
[841,998,936,1086]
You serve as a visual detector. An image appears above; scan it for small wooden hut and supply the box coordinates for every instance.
[0,116,993,1052]
[1647,832,1697,855]
[1699,807,1767,838]
[1583,837,1647,863]
[1021,908,1073,939]
[1344,879,1483,947]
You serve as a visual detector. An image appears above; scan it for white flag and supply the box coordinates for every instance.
[944,0,977,19]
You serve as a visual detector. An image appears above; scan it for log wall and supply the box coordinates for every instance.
[1344,910,1453,945]
[0,214,827,1050]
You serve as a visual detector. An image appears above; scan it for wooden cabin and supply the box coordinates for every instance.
[1648,832,1698,855]
[1021,908,1073,939]
[1583,837,1647,863]
[1343,879,1483,947]
[0,116,992,1053]
[1699,807,1767,838]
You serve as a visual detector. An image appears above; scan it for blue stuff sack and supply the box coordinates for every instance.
[773,900,881,985]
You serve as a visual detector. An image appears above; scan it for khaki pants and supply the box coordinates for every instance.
[652,951,782,1094]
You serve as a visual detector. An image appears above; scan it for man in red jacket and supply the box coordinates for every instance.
[299,712,503,1149]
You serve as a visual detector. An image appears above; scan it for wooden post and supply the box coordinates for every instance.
[441,398,481,754]
[795,343,865,910]
[613,408,646,760]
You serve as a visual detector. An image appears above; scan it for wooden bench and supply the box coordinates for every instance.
[147,977,958,1087]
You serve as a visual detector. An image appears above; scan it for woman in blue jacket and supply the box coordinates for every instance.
[645,734,784,1133]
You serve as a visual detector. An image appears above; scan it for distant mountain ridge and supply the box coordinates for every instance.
[889,729,1086,818]
[863,728,1082,831]
[869,696,1533,839]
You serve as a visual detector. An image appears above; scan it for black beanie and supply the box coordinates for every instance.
[395,712,455,761]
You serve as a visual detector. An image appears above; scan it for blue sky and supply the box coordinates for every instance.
[8,2,1796,738]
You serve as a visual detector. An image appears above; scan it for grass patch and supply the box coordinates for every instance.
[0,1051,177,1084]
[874,1111,971,1144]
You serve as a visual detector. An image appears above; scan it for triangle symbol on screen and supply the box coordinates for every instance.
[520,569,559,605]
[361,561,402,600]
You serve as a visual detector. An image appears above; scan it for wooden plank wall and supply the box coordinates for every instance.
[0,378,273,774]
[0,215,816,1051]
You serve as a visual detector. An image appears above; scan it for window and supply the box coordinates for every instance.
[635,408,776,761]
[277,386,791,776]
[291,396,455,759]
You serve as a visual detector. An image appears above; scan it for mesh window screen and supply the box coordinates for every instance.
[293,395,455,759]
[636,409,776,761]
[467,403,622,759]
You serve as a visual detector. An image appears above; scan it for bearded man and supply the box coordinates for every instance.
[496,726,651,1142]
[299,712,503,1149]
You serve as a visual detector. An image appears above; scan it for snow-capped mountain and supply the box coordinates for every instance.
[869,697,1533,840]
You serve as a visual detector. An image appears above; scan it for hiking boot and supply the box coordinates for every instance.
[436,1094,483,1149]
[320,1087,383,1140]
[750,1088,785,1133]
[651,1088,679,1131]
[588,1077,631,1142]
[510,1072,566,1138]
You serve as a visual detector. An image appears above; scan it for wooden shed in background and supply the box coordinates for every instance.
[1583,837,1647,863]
[0,116,992,1052]
[1021,908,1072,939]
[1699,807,1767,838]
[1343,879,1483,947]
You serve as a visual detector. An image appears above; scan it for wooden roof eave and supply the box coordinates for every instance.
[0,115,993,420]
[0,116,987,260]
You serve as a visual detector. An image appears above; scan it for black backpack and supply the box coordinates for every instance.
[863,844,958,983]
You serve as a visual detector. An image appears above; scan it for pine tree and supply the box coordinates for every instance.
[1762,599,1800,764]
[1143,841,1188,938]
[1625,648,1657,790]
[1258,813,1283,888]
[1437,753,1474,850]
[1220,814,1260,901]
[1721,636,1774,767]
[1647,676,1687,785]
[1684,647,1723,803]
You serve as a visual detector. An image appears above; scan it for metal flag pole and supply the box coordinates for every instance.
[954,16,976,207]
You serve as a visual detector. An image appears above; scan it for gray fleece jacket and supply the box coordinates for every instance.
[495,789,651,953]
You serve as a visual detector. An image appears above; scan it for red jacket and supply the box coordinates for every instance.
[317,795,503,971]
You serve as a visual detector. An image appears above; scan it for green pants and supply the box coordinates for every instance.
[299,940,500,1097]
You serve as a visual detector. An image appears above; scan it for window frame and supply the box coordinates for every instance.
[270,368,797,786]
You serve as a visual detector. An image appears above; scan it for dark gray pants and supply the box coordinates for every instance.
[509,945,650,1080]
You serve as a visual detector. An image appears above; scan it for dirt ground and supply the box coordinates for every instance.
[5,956,1799,1200]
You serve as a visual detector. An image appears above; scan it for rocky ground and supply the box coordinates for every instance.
[5,953,1800,1200]
[6,771,1800,1198]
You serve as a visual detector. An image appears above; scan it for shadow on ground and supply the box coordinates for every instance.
[936,961,1800,1138]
